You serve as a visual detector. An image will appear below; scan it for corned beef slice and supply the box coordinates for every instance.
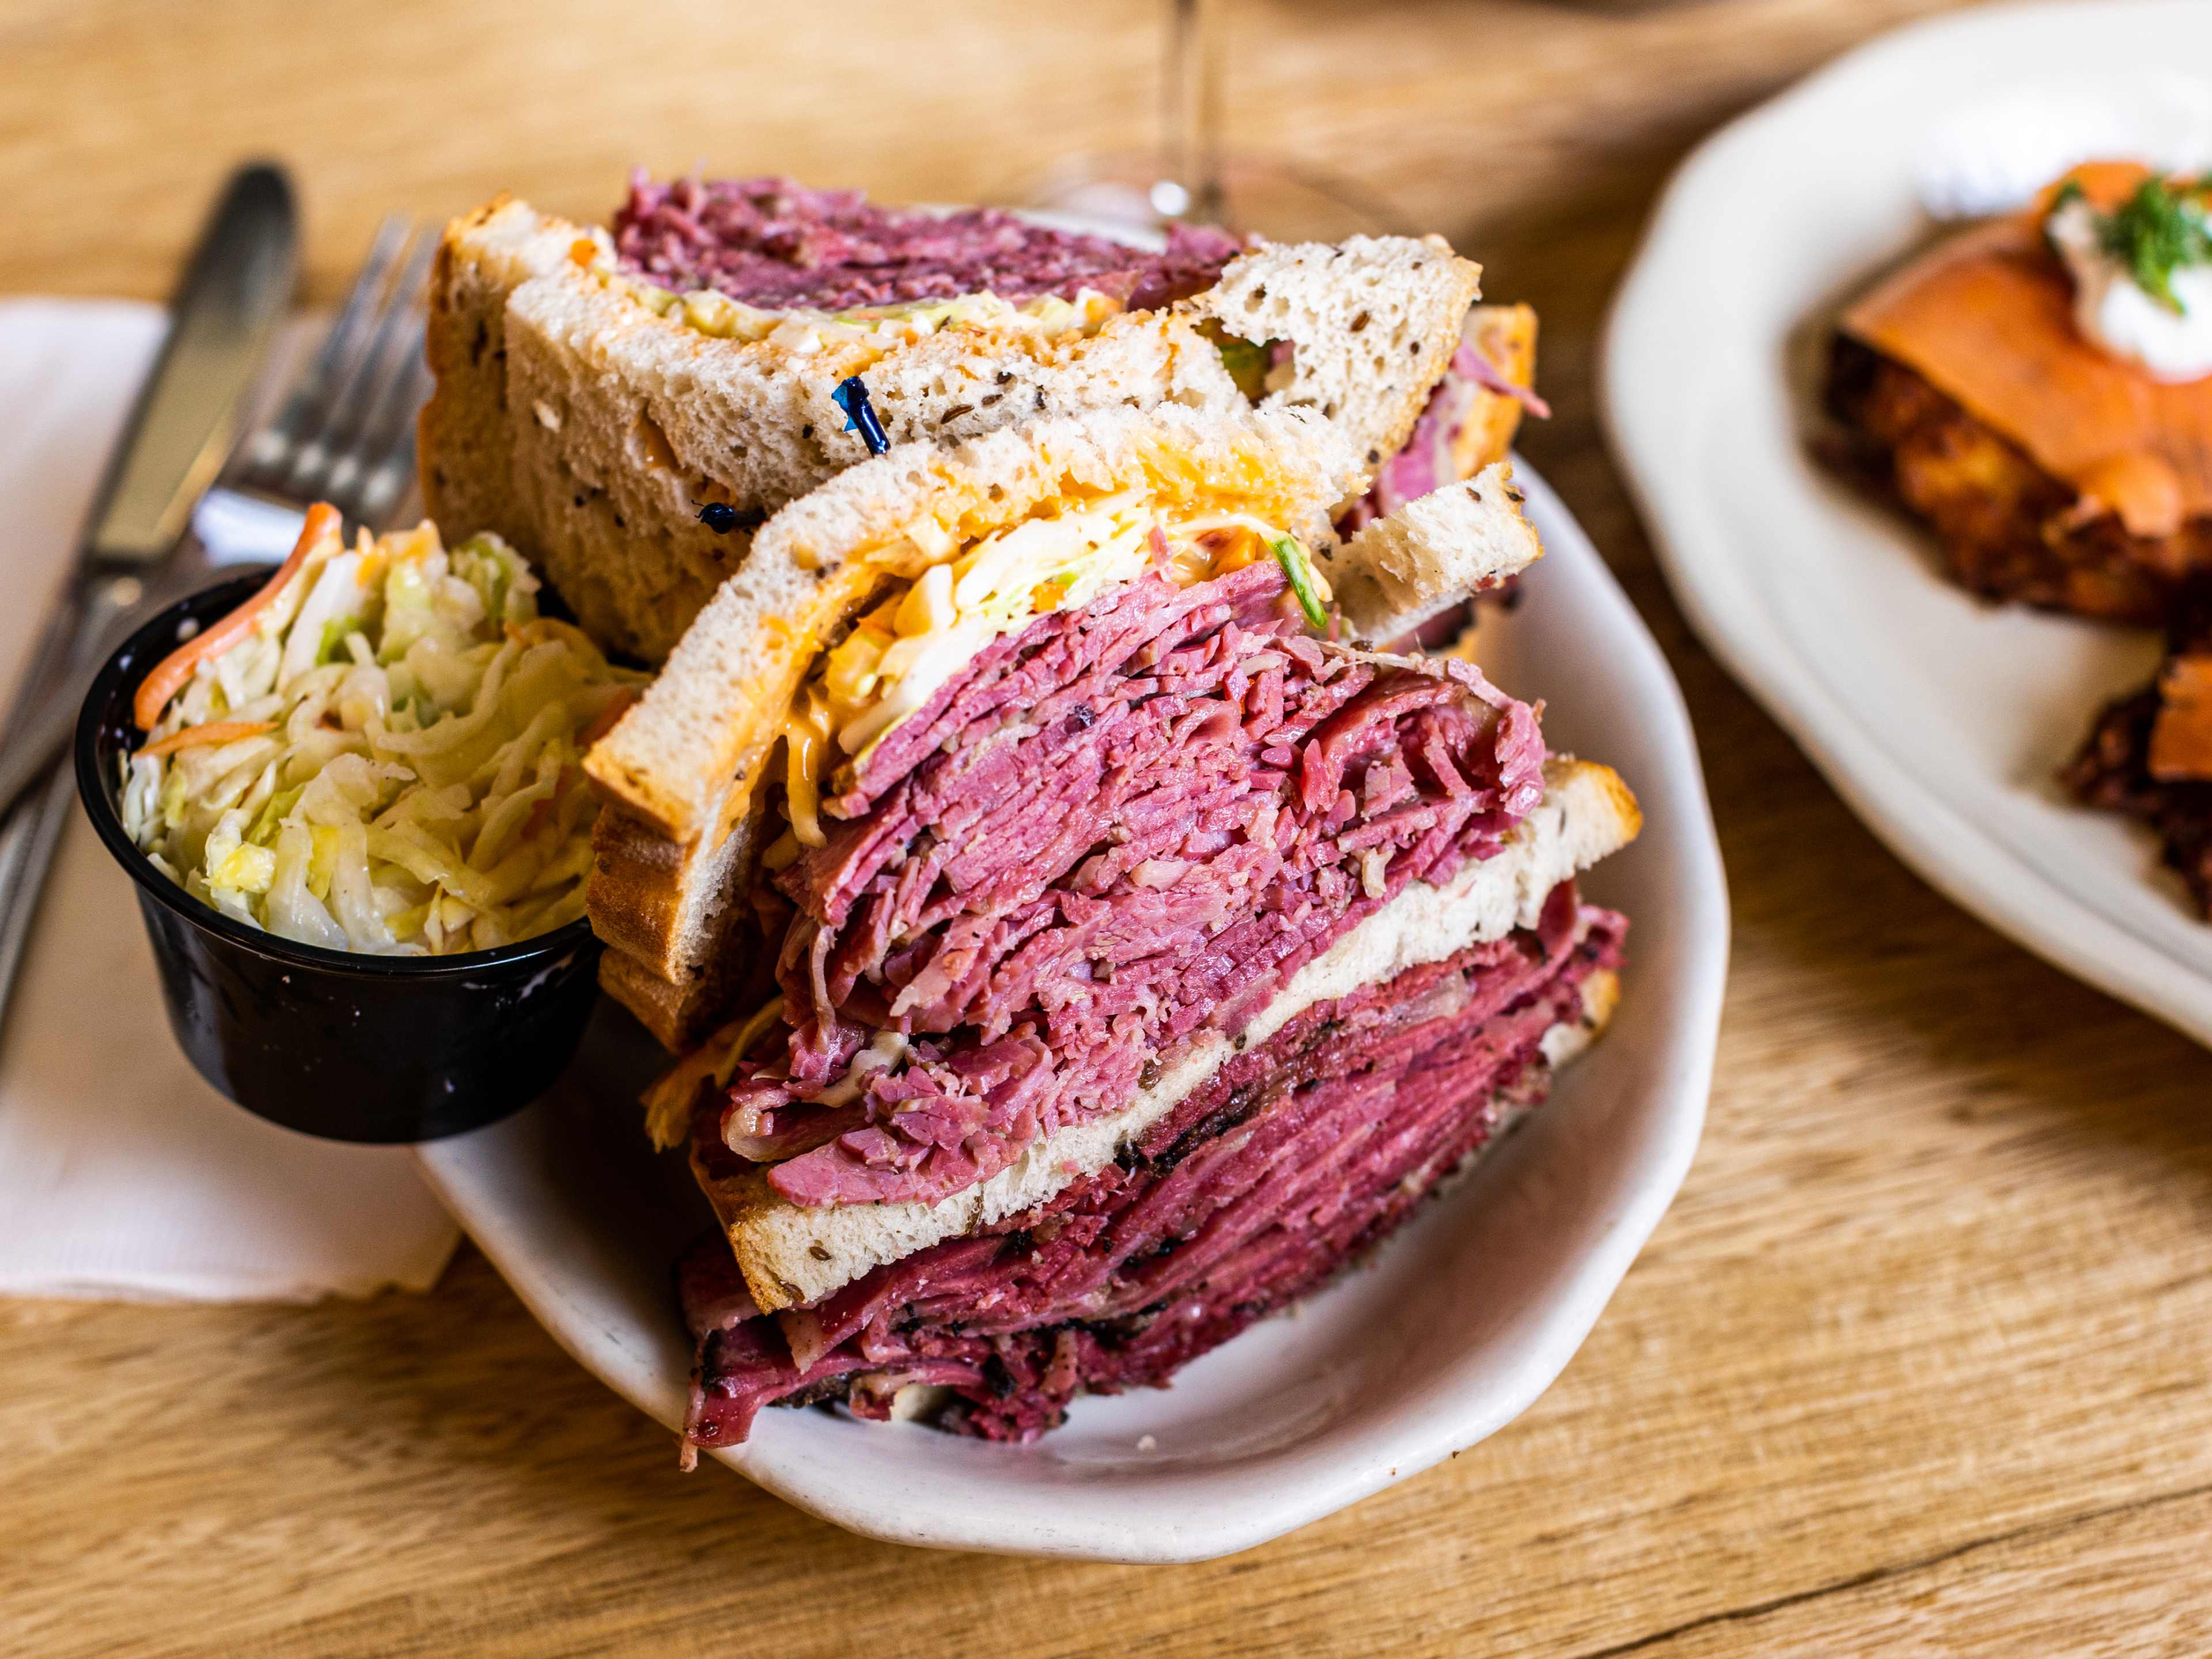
[710,561,1547,1209]
[681,895,1625,1448]
[1339,338,1550,535]
[613,173,1241,313]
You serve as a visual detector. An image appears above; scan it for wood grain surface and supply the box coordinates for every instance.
[5,1,2211,1654]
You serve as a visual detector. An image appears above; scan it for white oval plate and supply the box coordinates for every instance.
[416,464,1728,1561]
[1605,0,2212,1052]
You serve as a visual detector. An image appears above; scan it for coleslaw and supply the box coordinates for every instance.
[121,506,646,955]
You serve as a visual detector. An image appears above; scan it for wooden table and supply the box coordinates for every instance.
[6,1,2210,1652]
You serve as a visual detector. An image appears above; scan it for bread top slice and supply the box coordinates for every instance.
[422,195,1249,664]
[444,195,583,285]
[683,755,1639,1312]
[495,222,1255,515]
[439,195,1482,490]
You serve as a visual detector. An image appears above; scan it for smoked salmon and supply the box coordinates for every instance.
[1831,164,2212,623]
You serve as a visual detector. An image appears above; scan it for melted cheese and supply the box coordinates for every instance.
[640,993,787,1150]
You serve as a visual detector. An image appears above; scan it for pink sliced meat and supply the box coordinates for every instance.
[613,173,1241,313]
[700,561,1547,1210]
[1337,338,1550,536]
[680,893,1624,1449]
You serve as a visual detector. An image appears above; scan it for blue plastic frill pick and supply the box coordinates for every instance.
[832,376,891,456]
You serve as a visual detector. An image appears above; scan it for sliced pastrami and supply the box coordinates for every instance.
[706,561,1546,1209]
[1338,338,1550,536]
[680,893,1623,1450]
[613,174,1241,314]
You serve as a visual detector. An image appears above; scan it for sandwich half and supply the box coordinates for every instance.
[606,403,1639,1449]
[420,174,1539,664]
[586,403,1550,1048]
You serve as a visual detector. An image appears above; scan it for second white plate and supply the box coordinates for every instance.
[1605,0,2212,1052]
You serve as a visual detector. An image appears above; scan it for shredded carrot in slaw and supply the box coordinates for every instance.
[135,721,276,760]
[578,686,640,748]
[132,503,339,730]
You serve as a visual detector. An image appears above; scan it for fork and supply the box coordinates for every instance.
[196,215,437,565]
[0,216,437,1032]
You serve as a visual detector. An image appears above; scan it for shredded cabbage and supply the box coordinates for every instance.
[122,518,647,956]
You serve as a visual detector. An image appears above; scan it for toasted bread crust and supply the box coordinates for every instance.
[419,198,578,573]
[588,787,774,1048]
[1457,303,1539,475]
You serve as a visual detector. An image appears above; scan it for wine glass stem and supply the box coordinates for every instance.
[1164,0,1225,224]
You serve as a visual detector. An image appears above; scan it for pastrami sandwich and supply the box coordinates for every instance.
[586,400,1555,1047]
[418,175,1541,665]
[597,402,1639,1450]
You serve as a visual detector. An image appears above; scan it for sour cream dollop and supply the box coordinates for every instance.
[2046,194,2212,382]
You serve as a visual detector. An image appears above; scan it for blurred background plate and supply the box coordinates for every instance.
[414,460,1728,1562]
[1605,0,2212,1052]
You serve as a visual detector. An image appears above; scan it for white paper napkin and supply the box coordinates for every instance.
[0,297,460,1302]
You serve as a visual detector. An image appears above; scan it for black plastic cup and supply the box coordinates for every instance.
[74,571,604,1143]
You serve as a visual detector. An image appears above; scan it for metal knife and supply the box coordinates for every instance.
[0,162,297,1035]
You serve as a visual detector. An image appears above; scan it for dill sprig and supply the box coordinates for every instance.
[2093,176,2212,314]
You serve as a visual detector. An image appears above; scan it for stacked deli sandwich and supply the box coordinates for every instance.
[419,175,1633,1450]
